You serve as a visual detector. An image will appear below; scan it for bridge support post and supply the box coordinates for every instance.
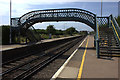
[96,40,100,58]
[95,15,100,58]
[94,36,96,47]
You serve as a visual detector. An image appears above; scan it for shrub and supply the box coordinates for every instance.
[1,25,10,44]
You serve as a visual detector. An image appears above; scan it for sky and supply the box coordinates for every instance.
[0,0,120,31]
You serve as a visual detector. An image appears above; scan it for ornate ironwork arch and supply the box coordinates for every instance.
[18,8,96,30]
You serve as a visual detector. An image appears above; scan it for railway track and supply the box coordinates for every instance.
[2,36,85,80]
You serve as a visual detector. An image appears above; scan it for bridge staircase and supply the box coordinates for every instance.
[19,25,41,44]
[98,15,120,57]
[25,26,41,43]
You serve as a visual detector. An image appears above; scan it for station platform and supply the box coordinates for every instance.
[51,35,119,80]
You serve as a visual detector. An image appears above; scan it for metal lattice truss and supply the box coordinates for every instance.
[17,8,96,30]
[97,17,109,28]
[11,18,20,27]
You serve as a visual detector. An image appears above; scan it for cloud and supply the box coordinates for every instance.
[0,0,119,17]
[0,0,119,28]
[2,0,120,4]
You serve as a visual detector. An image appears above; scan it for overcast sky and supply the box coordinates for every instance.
[0,0,119,31]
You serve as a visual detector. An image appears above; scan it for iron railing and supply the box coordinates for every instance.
[17,8,96,30]
[110,15,120,46]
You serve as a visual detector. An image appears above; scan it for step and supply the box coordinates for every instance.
[100,51,120,54]
[100,46,120,49]
[100,41,118,43]
[99,39,116,41]
[99,54,120,57]
[100,49,120,52]
[100,43,118,46]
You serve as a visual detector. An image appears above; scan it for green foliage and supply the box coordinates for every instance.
[55,30,64,35]
[65,27,78,35]
[41,34,49,39]
[36,29,47,34]
[0,25,83,44]
[1,25,10,44]
[89,31,95,35]
[79,31,88,35]
[34,26,80,39]
[46,25,56,35]
[0,25,20,44]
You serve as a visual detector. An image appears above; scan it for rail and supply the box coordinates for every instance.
[2,36,84,80]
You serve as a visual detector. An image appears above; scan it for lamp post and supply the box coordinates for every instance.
[10,0,12,44]
[101,0,103,17]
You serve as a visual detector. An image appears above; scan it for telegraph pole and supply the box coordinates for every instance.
[10,0,12,44]
[101,0,103,17]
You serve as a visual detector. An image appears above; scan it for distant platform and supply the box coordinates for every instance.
[1,44,27,51]
[1,35,80,51]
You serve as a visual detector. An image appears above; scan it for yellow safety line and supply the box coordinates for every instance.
[77,38,89,80]
[111,20,120,41]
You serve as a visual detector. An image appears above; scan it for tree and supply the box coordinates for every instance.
[65,27,78,35]
[79,31,88,35]
[1,25,10,44]
[55,30,63,35]
[46,25,56,35]
[36,29,47,34]
[89,31,95,35]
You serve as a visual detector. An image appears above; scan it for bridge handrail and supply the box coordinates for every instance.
[110,15,120,45]
[18,8,96,24]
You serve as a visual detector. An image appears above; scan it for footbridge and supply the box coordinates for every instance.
[11,8,120,58]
